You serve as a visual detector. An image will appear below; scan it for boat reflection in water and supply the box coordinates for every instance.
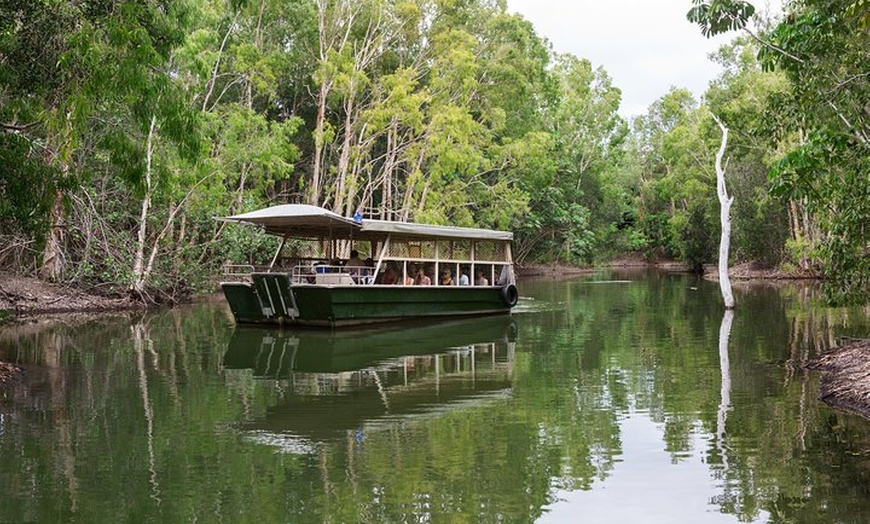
[222,316,518,451]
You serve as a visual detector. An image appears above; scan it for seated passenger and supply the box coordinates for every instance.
[344,249,367,282]
[415,266,432,286]
[361,257,375,283]
[474,269,489,286]
[440,269,454,286]
[458,268,470,286]
[346,249,364,267]
[380,266,398,285]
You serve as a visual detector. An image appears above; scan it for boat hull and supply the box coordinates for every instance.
[221,273,513,327]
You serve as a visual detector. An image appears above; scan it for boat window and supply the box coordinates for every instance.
[385,238,510,265]
[390,240,434,260]
[389,241,414,259]
[282,239,329,259]
[419,240,436,259]
[448,240,471,261]
[474,241,507,262]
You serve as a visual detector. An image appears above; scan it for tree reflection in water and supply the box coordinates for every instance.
[1,275,870,523]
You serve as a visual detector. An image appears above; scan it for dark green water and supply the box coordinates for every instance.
[2,271,869,523]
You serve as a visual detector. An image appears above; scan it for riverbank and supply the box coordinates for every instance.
[0,272,140,318]
[518,259,820,282]
[516,256,691,278]
[0,361,22,385]
[808,339,870,419]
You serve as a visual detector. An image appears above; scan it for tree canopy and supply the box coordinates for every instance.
[0,0,867,304]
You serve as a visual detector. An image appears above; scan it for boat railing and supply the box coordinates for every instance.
[221,264,257,282]
[290,264,374,285]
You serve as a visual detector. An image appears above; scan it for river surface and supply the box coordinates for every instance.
[1,270,870,523]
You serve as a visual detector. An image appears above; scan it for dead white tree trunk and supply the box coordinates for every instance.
[131,114,157,299]
[712,114,735,309]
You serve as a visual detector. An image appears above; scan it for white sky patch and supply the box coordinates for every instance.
[506,0,782,118]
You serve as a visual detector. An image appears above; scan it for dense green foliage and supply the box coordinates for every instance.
[0,0,867,303]
[688,0,869,303]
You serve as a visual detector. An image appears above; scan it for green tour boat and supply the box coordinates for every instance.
[219,204,519,327]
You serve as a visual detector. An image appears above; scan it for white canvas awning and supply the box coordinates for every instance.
[218,204,361,238]
[218,204,513,241]
[360,219,513,241]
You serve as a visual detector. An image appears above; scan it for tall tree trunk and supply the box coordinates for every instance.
[40,188,66,281]
[310,0,381,209]
[40,106,75,282]
[309,0,341,207]
[310,83,328,206]
[131,115,157,299]
[399,146,426,221]
[712,114,734,309]
[202,12,239,111]
[381,124,397,220]
[333,93,356,214]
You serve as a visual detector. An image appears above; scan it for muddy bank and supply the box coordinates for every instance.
[807,339,870,420]
[0,361,23,384]
[703,261,821,282]
[0,273,141,318]
[517,257,692,278]
[518,259,820,280]
[516,264,597,278]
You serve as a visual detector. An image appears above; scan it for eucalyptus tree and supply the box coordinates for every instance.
[0,0,310,296]
[96,3,201,299]
[631,89,719,269]
[513,54,625,264]
[304,0,551,232]
[173,0,310,273]
[0,0,112,280]
[308,0,372,208]
[0,0,202,288]
[0,0,66,267]
[763,0,870,304]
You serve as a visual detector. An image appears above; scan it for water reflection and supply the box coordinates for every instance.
[223,316,518,448]
[2,275,870,523]
[717,310,733,471]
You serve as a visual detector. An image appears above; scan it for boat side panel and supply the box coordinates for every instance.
[221,282,267,323]
[291,286,509,324]
[224,279,512,326]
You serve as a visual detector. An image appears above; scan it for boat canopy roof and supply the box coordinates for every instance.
[220,204,360,238]
[219,204,513,241]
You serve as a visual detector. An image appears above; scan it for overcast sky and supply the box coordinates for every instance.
[506,0,781,118]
